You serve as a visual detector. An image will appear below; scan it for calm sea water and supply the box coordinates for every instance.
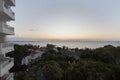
[12,41,120,49]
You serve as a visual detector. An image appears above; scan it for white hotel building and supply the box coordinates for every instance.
[0,0,15,80]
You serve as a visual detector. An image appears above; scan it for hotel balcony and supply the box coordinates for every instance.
[4,0,15,6]
[0,56,14,77]
[0,43,14,55]
[0,73,14,80]
[0,1,15,21]
[0,22,14,35]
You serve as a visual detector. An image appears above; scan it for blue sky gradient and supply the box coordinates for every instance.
[9,0,120,40]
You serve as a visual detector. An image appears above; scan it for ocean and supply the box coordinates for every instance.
[11,40,120,49]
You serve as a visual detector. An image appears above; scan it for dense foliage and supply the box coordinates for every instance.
[14,45,120,80]
[80,45,120,64]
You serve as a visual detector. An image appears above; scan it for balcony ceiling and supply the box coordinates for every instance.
[4,0,15,6]
[0,12,14,21]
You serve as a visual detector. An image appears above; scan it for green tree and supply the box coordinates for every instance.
[42,61,63,80]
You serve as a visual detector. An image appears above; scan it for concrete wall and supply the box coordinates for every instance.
[0,0,3,10]
[0,35,5,43]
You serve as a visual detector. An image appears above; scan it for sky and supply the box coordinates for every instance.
[9,0,120,40]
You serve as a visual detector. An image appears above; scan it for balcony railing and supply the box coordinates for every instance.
[4,24,14,33]
[0,58,14,68]
[0,57,14,77]
[1,43,14,48]
[0,1,15,20]
[6,73,14,80]
[0,22,14,35]
[4,2,15,16]
[0,73,14,80]
[0,43,14,54]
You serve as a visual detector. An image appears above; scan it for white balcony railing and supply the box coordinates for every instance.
[6,73,14,80]
[0,58,14,77]
[1,58,14,68]
[0,73,14,80]
[0,1,15,21]
[0,43,14,54]
[3,1,15,20]
[0,22,14,35]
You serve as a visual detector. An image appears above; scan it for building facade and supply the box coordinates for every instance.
[0,0,15,80]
